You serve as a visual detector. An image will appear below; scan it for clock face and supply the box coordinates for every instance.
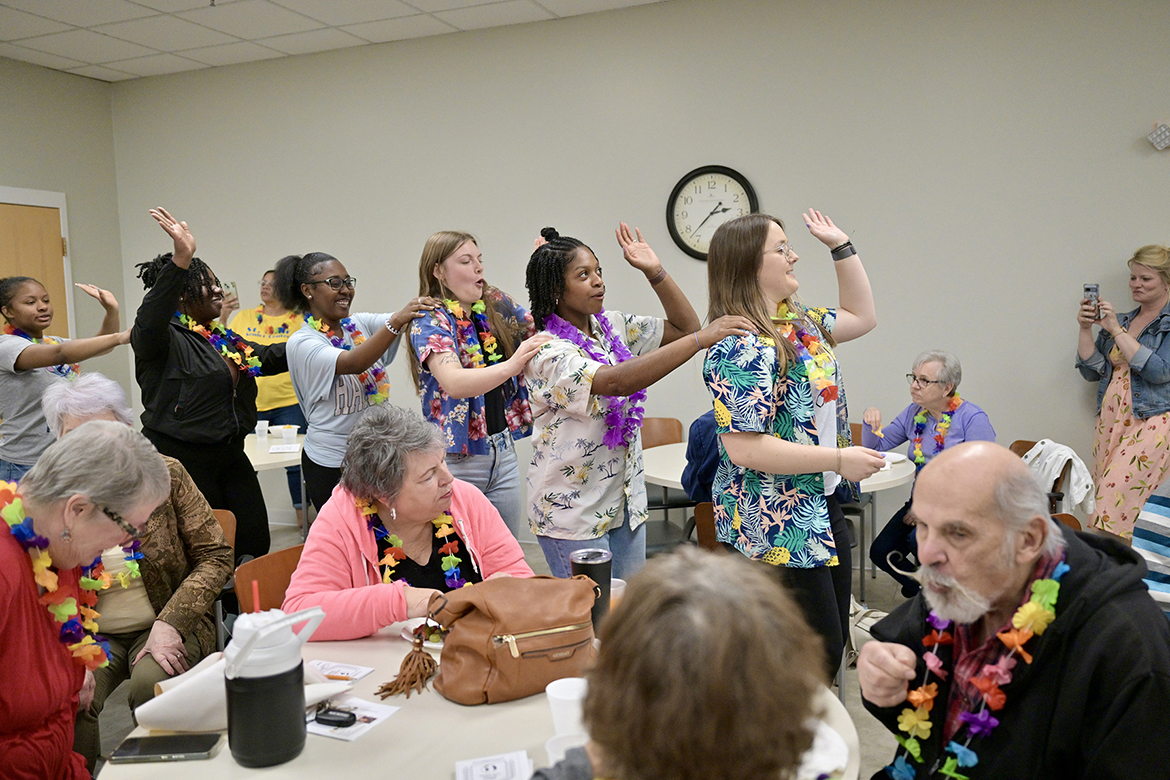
[666,166,759,260]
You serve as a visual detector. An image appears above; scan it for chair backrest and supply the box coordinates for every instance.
[693,502,721,551]
[212,509,237,549]
[850,422,864,443]
[235,544,304,613]
[1010,439,1074,511]
[1052,513,1082,532]
[642,417,683,449]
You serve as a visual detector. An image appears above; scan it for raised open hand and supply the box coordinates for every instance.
[802,208,849,249]
[75,283,119,312]
[149,207,196,265]
[615,222,662,276]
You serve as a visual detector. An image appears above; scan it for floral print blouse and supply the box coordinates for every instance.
[524,310,664,540]
[410,287,536,455]
[702,306,855,569]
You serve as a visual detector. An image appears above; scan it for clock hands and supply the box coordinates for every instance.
[689,201,732,238]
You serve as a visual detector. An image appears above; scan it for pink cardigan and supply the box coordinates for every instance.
[283,479,533,641]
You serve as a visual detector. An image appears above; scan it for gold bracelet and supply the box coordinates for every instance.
[835,448,842,474]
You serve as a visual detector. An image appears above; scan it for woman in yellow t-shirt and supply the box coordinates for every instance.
[225,269,305,520]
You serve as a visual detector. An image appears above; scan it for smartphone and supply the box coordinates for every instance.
[107,733,224,764]
[225,280,238,300]
[1083,283,1100,319]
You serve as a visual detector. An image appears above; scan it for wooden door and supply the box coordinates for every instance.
[0,203,70,338]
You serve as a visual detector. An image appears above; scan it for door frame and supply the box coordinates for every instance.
[0,185,75,338]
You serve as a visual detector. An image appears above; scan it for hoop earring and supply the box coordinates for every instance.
[60,528,72,541]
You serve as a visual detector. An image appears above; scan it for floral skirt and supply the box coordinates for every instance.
[1090,361,1170,539]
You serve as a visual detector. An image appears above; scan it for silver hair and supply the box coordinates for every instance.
[20,420,170,517]
[913,350,962,394]
[992,466,1066,558]
[340,405,444,502]
[41,373,134,438]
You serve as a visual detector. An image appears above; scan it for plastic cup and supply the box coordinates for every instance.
[280,426,297,443]
[545,732,589,766]
[545,677,587,736]
[609,578,626,610]
[255,421,269,438]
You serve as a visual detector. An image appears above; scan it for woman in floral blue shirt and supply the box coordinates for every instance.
[408,232,550,535]
[703,210,884,675]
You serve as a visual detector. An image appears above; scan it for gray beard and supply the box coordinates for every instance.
[915,566,993,625]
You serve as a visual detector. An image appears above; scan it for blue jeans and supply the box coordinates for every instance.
[257,404,306,509]
[446,432,522,536]
[537,507,647,580]
[0,458,32,482]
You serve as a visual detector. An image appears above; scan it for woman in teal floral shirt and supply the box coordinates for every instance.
[703,210,883,675]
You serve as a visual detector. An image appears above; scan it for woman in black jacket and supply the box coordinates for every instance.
[133,207,288,561]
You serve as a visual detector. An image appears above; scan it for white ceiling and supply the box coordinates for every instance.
[0,0,670,82]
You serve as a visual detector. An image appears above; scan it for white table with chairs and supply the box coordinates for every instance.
[641,441,916,600]
[242,433,311,540]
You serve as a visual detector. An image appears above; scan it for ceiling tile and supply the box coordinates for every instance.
[0,0,154,27]
[0,6,72,40]
[342,14,455,43]
[103,52,208,76]
[177,0,325,38]
[403,0,496,11]
[434,0,553,31]
[268,0,415,27]
[17,29,157,63]
[257,27,367,55]
[93,15,239,50]
[538,0,663,16]
[180,40,285,66]
[66,64,139,82]
[130,0,241,10]
[0,41,84,70]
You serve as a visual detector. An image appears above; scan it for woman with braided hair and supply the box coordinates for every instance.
[133,208,288,562]
[407,232,549,535]
[273,252,439,510]
[523,224,755,578]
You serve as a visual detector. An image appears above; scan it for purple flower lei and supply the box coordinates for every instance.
[543,310,646,449]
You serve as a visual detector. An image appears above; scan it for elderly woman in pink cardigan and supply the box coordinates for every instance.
[283,404,533,641]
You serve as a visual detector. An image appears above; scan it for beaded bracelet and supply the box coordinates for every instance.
[386,320,402,336]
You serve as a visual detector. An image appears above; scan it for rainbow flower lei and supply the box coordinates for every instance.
[774,303,837,402]
[355,498,467,589]
[884,559,1070,780]
[177,312,262,377]
[254,308,291,336]
[543,310,646,449]
[445,299,501,368]
[3,323,79,379]
[0,481,142,671]
[912,394,963,468]
[304,315,390,405]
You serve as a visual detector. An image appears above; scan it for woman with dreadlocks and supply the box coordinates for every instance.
[133,208,288,562]
[273,252,439,511]
[523,224,755,578]
[408,232,550,536]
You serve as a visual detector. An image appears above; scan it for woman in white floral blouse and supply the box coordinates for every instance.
[703,209,883,675]
[523,224,755,578]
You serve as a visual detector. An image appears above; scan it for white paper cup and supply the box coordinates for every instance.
[545,677,587,736]
[545,732,589,766]
[610,578,627,610]
[254,421,268,438]
[280,425,297,443]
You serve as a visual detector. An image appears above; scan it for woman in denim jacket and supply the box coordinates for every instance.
[1077,244,1170,540]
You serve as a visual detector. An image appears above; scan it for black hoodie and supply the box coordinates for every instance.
[864,526,1170,780]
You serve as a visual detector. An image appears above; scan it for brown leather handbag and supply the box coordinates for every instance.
[428,575,598,705]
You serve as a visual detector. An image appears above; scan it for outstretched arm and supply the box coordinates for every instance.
[12,329,131,370]
[803,209,876,343]
[75,283,121,336]
[426,333,551,399]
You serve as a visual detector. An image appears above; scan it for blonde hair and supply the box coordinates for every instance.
[1128,244,1170,287]
[407,231,521,390]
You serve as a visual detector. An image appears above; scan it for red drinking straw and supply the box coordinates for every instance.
[252,578,261,613]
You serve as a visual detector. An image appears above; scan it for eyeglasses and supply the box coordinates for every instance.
[305,276,357,291]
[906,373,945,387]
[770,242,796,259]
[101,506,142,539]
[259,279,275,288]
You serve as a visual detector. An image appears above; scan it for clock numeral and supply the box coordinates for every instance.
[679,210,687,219]
[707,180,717,190]
[732,194,740,202]
[693,185,701,194]
[682,196,693,205]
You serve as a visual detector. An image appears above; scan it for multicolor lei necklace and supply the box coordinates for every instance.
[774,303,838,402]
[355,498,467,589]
[255,308,291,336]
[884,558,1069,780]
[3,324,79,379]
[304,315,390,404]
[912,394,963,468]
[543,310,646,449]
[445,299,501,368]
[0,481,142,671]
[177,312,263,377]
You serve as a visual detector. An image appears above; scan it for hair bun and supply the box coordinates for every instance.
[540,227,560,242]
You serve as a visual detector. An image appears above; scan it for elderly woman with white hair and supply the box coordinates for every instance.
[0,421,169,779]
[283,404,533,641]
[861,350,996,596]
[41,373,233,774]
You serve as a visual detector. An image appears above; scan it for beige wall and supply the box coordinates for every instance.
[6,0,1170,517]
[0,57,128,385]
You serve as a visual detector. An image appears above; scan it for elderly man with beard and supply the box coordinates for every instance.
[858,441,1170,780]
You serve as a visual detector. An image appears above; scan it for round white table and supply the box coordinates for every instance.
[641,442,916,600]
[243,433,311,540]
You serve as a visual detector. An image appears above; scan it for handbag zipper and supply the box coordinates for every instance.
[492,622,592,658]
